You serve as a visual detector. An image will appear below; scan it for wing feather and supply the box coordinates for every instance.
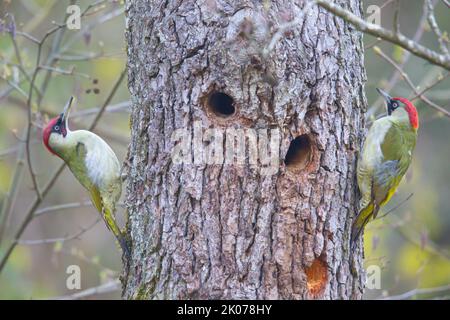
[373,123,412,209]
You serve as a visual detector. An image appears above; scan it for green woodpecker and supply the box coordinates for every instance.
[43,97,130,257]
[351,88,419,246]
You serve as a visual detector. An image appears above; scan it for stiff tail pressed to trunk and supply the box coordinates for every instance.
[351,202,380,248]
[89,186,131,258]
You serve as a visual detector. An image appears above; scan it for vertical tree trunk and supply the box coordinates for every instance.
[123,0,367,299]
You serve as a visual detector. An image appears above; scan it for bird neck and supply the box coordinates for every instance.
[393,97,419,130]
[391,107,418,132]
[48,129,77,160]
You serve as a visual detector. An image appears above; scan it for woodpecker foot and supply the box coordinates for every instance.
[118,236,132,260]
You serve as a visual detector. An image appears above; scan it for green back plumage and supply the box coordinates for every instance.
[62,142,122,238]
[352,111,417,245]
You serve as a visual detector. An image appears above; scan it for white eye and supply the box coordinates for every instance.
[392,102,399,108]
[54,125,60,131]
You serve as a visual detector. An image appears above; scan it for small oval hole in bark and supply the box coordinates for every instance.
[305,258,327,297]
[207,92,235,118]
[284,134,312,171]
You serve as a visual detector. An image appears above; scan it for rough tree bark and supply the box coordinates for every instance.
[123,0,367,299]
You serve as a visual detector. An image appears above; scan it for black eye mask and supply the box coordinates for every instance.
[52,115,67,137]
[388,100,400,115]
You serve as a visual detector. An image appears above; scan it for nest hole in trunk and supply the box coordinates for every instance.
[284,134,312,171]
[207,91,236,118]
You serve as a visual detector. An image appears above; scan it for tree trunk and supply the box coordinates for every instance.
[123,0,367,299]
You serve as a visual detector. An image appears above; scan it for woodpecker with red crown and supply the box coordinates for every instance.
[352,88,419,246]
[43,97,130,257]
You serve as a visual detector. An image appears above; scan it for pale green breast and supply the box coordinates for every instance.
[53,130,122,202]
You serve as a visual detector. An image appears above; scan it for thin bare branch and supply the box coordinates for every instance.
[35,201,125,216]
[70,101,131,118]
[315,0,450,70]
[0,76,28,98]
[15,31,40,44]
[373,46,450,118]
[57,247,117,274]
[52,279,121,300]
[0,145,20,159]
[368,1,434,116]
[37,65,90,78]
[410,72,450,102]
[426,0,449,55]
[0,132,26,244]
[17,218,100,245]
[393,0,401,35]
[380,284,450,300]
[365,38,382,50]
[8,29,42,99]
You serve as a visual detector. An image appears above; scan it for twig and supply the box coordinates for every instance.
[54,51,126,61]
[15,31,39,44]
[59,7,124,54]
[395,224,450,260]
[377,193,414,219]
[393,0,400,34]
[0,69,127,274]
[7,21,42,99]
[0,131,26,244]
[426,0,449,55]
[381,214,450,260]
[380,0,396,9]
[364,38,382,50]
[315,0,450,70]
[0,77,32,101]
[37,65,90,78]
[88,70,127,129]
[380,284,450,300]
[35,201,95,216]
[57,247,117,274]
[7,98,130,120]
[35,0,73,109]
[17,218,100,245]
[373,46,450,118]
[52,279,121,300]
[24,19,71,201]
[71,101,131,118]
[410,72,450,101]
[35,201,125,216]
[0,76,28,98]
[0,145,21,159]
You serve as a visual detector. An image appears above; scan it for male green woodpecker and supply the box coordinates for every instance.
[351,88,419,246]
[43,97,130,257]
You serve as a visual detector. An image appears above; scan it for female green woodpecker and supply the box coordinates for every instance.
[43,97,130,257]
[352,88,419,246]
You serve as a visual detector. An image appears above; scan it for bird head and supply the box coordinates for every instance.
[376,88,419,130]
[43,96,74,156]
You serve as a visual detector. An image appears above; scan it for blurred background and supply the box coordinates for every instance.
[0,0,448,299]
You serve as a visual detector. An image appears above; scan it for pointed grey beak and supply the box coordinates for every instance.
[376,88,392,102]
[61,96,74,126]
[376,88,392,114]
